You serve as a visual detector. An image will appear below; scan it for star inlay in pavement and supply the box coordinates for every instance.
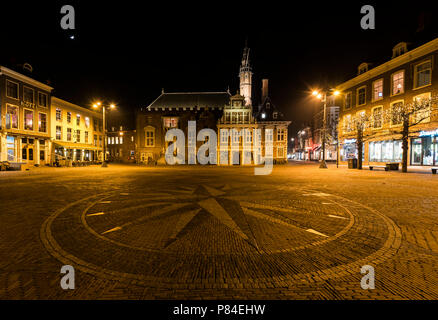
[97,185,262,250]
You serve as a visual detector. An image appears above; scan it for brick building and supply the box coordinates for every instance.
[107,126,137,163]
[337,38,438,167]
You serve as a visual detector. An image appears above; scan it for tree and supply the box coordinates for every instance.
[342,112,372,169]
[342,109,390,170]
[386,95,437,172]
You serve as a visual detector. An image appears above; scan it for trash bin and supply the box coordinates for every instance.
[348,158,358,169]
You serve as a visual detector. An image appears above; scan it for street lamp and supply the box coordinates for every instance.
[311,89,340,169]
[93,101,116,167]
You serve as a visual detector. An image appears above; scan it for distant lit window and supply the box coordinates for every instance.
[392,70,404,95]
[85,131,89,143]
[261,113,266,119]
[56,126,62,140]
[163,117,178,128]
[67,128,72,141]
[76,114,81,126]
[56,108,62,121]
[85,117,90,128]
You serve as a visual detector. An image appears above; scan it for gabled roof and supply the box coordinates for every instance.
[255,97,287,122]
[146,92,230,110]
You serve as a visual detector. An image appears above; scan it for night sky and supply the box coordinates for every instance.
[1,1,437,133]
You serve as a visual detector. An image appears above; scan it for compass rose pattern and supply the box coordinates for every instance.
[41,182,400,288]
[83,184,349,254]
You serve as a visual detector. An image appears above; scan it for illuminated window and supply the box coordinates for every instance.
[76,130,81,143]
[390,101,404,126]
[67,128,72,141]
[85,117,90,128]
[391,70,404,95]
[6,105,18,129]
[414,61,432,88]
[24,109,34,130]
[38,113,47,132]
[277,128,285,141]
[372,106,383,129]
[373,79,383,101]
[163,117,178,128]
[414,92,431,123]
[85,131,89,143]
[56,108,62,121]
[76,114,81,126]
[56,126,62,140]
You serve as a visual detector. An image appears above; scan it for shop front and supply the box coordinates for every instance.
[369,140,402,163]
[52,142,102,165]
[340,139,364,162]
[410,130,438,166]
[3,134,50,166]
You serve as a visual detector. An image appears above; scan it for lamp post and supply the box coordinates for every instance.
[93,101,116,167]
[312,89,340,169]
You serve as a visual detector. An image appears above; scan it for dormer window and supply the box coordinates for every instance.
[358,62,369,75]
[392,42,408,59]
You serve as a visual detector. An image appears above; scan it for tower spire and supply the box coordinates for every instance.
[239,39,252,106]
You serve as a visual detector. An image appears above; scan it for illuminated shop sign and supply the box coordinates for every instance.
[343,139,356,144]
[419,129,438,137]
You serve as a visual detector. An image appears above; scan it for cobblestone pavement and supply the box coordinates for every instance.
[1,163,438,299]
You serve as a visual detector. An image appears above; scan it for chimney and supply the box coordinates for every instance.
[262,79,269,103]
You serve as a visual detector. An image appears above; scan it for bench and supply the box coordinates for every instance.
[432,168,438,174]
[369,163,399,171]
[369,165,389,171]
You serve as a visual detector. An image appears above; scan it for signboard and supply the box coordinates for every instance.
[419,129,438,137]
[20,100,36,109]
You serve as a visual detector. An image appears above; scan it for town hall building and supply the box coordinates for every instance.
[136,43,291,165]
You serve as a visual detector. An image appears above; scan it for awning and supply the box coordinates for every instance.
[53,141,102,151]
